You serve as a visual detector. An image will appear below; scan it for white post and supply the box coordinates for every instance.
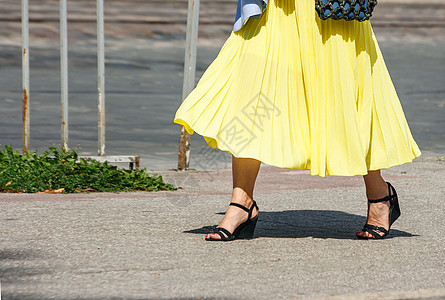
[178,0,200,170]
[21,0,30,154]
[60,0,69,150]
[97,0,106,156]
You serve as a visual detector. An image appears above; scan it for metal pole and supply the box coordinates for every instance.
[178,0,200,170]
[97,0,106,156]
[21,0,30,154]
[60,0,69,151]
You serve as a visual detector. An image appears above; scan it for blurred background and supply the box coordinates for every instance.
[0,0,444,170]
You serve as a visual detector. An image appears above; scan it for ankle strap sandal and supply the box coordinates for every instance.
[357,182,401,239]
[206,200,259,241]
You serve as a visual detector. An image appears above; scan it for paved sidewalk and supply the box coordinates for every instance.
[1,155,444,299]
[1,1,444,298]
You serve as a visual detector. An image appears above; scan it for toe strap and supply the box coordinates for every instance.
[210,227,234,241]
[362,224,389,238]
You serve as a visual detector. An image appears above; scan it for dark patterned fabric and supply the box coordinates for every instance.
[315,0,378,21]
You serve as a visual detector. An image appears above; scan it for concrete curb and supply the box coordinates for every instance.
[309,288,445,300]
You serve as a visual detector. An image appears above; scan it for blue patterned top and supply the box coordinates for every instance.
[233,0,268,32]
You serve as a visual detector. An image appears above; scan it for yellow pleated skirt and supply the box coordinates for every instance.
[173,0,421,177]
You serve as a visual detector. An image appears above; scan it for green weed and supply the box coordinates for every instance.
[0,145,177,193]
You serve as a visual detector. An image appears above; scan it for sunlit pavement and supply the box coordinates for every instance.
[1,155,445,299]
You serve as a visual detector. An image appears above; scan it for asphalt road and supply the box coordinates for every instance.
[0,0,444,170]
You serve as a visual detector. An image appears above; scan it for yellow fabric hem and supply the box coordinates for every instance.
[174,117,421,177]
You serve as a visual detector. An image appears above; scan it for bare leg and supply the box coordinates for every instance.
[356,170,391,238]
[205,155,261,240]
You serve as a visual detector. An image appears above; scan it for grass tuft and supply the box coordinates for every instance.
[0,145,177,193]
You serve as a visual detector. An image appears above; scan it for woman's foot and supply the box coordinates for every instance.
[205,190,258,240]
[356,171,391,238]
[355,198,390,238]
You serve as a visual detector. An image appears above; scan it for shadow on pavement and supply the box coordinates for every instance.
[184,210,416,240]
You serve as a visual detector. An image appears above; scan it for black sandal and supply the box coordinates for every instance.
[205,200,259,241]
[356,182,401,239]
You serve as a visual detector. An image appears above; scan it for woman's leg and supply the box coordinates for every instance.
[356,170,391,238]
[205,155,261,240]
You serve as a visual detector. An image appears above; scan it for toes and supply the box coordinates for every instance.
[205,233,220,240]
[355,230,373,238]
[356,228,386,239]
[355,231,366,238]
